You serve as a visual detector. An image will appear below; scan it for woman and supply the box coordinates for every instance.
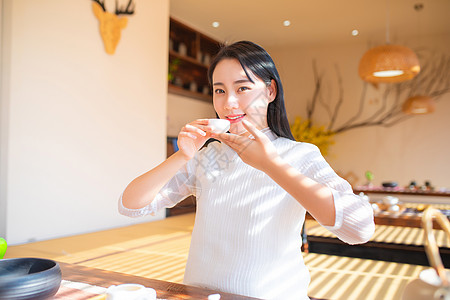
[120,41,374,300]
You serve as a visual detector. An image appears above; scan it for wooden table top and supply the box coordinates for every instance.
[58,262,324,300]
[58,262,260,299]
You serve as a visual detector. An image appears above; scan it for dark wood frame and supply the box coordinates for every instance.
[59,262,324,299]
[59,262,260,299]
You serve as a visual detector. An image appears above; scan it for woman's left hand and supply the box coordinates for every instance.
[211,119,281,172]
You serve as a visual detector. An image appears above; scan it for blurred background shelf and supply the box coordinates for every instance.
[168,17,221,103]
[168,83,211,102]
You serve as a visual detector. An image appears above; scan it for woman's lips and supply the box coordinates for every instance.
[226,114,246,124]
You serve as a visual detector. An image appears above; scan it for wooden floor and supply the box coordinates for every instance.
[5,213,434,300]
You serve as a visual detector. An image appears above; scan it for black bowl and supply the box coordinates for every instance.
[382,181,398,188]
[0,258,61,300]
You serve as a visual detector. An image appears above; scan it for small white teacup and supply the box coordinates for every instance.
[208,119,230,134]
[382,196,399,206]
[106,283,156,300]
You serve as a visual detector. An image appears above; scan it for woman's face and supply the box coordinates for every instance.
[212,58,276,135]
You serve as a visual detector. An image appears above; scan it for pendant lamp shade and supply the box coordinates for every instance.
[402,95,435,114]
[358,44,421,83]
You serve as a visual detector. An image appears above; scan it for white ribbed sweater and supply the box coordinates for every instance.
[119,130,374,300]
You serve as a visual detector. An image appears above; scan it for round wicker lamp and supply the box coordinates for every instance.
[402,95,435,114]
[358,44,420,83]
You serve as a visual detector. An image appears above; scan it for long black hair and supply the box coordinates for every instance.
[208,41,295,141]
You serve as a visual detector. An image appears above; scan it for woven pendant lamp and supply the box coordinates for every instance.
[359,45,420,83]
[358,0,420,83]
[402,95,435,114]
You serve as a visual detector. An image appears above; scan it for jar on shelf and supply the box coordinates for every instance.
[197,51,203,62]
[190,82,197,92]
[178,43,187,56]
[203,53,211,65]
[173,77,183,87]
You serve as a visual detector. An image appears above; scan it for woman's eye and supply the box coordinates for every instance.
[238,86,249,92]
[214,89,225,94]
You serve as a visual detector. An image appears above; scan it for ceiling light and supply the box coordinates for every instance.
[358,0,420,83]
[372,70,404,77]
[283,20,291,27]
[212,21,220,28]
[359,45,420,82]
[402,95,435,114]
[352,29,359,36]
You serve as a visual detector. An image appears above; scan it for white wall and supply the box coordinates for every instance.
[1,0,170,245]
[269,33,450,189]
[0,0,9,239]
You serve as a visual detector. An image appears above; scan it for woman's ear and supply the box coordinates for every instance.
[267,79,277,102]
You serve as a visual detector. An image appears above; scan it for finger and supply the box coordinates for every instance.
[218,138,240,153]
[193,119,210,125]
[219,136,253,156]
[179,132,198,139]
[242,119,264,139]
[216,134,255,154]
[185,124,206,137]
[212,132,242,145]
[186,121,212,133]
[211,132,227,141]
[198,125,214,133]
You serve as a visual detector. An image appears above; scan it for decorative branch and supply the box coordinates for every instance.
[430,88,450,98]
[303,51,450,136]
[339,83,368,129]
[306,61,323,123]
[318,93,333,120]
[328,65,344,131]
[424,55,447,95]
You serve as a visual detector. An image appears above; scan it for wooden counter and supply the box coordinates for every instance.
[354,186,450,204]
[372,202,450,229]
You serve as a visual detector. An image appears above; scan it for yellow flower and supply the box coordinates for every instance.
[290,117,335,156]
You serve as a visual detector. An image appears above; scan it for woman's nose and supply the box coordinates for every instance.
[224,94,239,110]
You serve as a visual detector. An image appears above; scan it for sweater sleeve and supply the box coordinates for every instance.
[300,144,375,245]
[118,158,198,218]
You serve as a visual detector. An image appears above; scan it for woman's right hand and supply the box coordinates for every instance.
[177,119,211,161]
[122,119,210,209]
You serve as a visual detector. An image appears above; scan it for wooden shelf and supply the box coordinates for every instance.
[168,17,220,102]
[168,84,211,102]
[169,50,209,68]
